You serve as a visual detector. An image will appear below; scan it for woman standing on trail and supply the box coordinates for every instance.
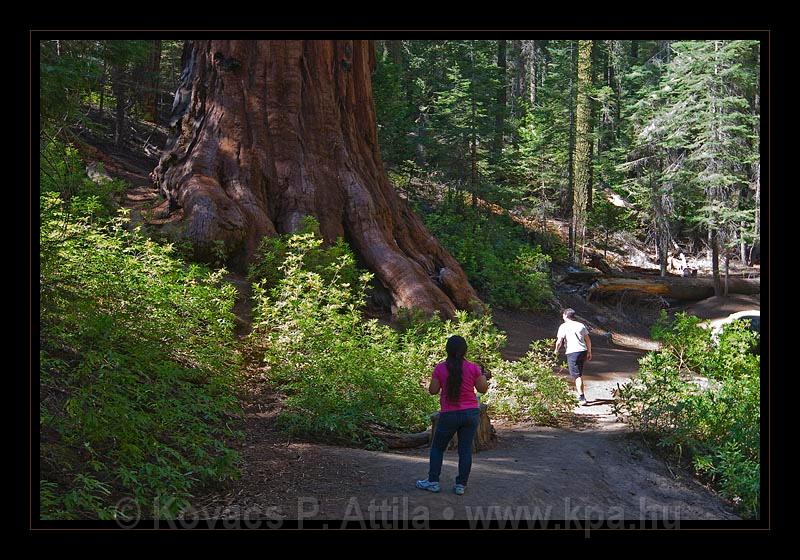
[416,335,491,495]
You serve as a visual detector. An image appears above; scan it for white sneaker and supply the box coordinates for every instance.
[415,479,440,493]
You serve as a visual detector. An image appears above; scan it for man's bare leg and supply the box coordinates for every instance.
[575,376,587,404]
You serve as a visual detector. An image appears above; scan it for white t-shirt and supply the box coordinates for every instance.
[557,320,589,354]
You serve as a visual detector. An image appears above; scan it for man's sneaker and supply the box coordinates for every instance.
[454,484,466,495]
[415,480,440,493]
[578,395,588,406]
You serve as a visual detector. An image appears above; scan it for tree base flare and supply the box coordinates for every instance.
[151,40,480,318]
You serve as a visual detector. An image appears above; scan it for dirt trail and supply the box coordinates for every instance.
[197,307,738,522]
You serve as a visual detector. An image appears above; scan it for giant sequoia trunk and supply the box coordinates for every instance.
[151,40,480,317]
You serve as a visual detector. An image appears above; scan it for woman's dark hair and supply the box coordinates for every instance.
[444,335,468,403]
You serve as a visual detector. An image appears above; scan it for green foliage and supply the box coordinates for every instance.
[40,194,242,519]
[422,202,555,309]
[373,52,414,167]
[41,139,126,219]
[247,216,359,296]
[623,40,760,254]
[614,312,760,518]
[588,196,630,254]
[374,39,759,270]
[250,231,432,447]
[249,230,573,447]
[484,340,574,424]
[40,40,103,132]
[40,40,154,134]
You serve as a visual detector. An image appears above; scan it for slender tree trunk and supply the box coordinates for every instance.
[151,40,480,317]
[511,40,523,122]
[98,60,107,118]
[566,41,577,256]
[711,228,722,296]
[607,41,619,141]
[143,40,162,122]
[387,40,402,65]
[740,224,747,263]
[755,170,760,239]
[750,161,760,265]
[572,40,593,263]
[724,254,730,296]
[654,183,668,278]
[540,142,547,231]
[111,64,126,146]
[470,41,478,211]
[707,228,713,263]
[540,41,549,87]
[494,40,507,165]
[709,40,723,292]
[528,40,537,107]
[752,44,760,264]
[588,136,594,213]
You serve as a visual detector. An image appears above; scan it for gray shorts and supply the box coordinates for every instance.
[566,351,587,379]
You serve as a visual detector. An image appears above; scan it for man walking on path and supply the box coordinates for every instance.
[555,308,592,406]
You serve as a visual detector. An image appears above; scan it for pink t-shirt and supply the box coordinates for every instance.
[433,359,482,412]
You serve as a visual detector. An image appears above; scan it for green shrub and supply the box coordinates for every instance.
[249,230,574,448]
[422,203,555,310]
[614,312,760,518]
[247,216,359,295]
[484,340,574,425]
[250,231,434,448]
[40,195,242,520]
[41,139,126,219]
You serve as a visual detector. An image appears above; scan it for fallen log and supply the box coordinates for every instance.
[430,403,496,453]
[375,429,431,449]
[588,276,760,302]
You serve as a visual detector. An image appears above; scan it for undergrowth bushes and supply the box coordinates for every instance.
[421,201,557,310]
[40,143,242,519]
[613,312,760,518]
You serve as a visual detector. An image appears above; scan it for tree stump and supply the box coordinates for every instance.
[430,403,496,453]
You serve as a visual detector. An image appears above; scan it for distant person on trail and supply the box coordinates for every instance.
[416,335,491,496]
[554,308,592,406]
[668,251,688,274]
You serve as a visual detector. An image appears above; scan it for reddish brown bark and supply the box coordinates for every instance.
[151,40,481,318]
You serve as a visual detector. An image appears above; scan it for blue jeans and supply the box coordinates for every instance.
[428,408,480,486]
